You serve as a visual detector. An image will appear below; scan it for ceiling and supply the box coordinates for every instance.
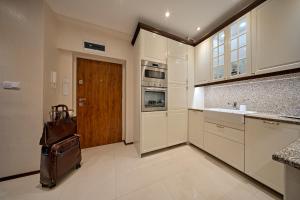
[46,0,255,40]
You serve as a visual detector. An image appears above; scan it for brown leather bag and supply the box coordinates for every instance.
[40,135,81,188]
[40,107,76,147]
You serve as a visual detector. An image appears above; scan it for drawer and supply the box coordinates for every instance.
[204,122,244,144]
[204,110,245,130]
[204,132,244,172]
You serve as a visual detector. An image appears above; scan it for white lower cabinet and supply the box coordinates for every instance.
[141,111,168,153]
[245,118,300,194]
[141,110,188,154]
[204,122,245,171]
[188,110,204,149]
[167,110,188,146]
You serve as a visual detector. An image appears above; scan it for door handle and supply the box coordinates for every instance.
[216,124,224,128]
[263,120,279,125]
[78,98,86,102]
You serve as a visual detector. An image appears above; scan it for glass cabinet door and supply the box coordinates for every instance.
[212,31,225,80]
[229,16,249,77]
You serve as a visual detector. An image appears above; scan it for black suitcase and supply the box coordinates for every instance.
[40,135,82,188]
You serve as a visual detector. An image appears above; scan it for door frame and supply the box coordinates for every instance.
[72,53,126,141]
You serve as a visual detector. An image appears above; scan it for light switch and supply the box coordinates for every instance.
[63,78,69,96]
[2,81,20,90]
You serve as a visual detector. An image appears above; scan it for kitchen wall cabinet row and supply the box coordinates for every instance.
[188,109,300,194]
[195,0,300,85]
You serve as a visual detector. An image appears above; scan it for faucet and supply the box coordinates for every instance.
[233,101,238,110]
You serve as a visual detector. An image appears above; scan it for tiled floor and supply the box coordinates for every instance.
[0,142,282,200]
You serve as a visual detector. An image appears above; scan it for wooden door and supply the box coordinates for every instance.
[77,58,122,148]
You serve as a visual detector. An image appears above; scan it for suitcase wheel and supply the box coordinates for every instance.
[49,183,56,189]
[75,163,81,169]
[41,183,56,188]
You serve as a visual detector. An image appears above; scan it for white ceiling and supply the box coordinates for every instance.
[46,0,254,40]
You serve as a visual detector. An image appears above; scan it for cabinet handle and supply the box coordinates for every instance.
[263,120,280,125]
[216,124,224,128]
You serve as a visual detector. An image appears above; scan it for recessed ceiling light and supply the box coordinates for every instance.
[196,27,201,31]
[165,11,170,18]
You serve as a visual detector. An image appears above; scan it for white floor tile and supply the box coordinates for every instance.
[0,143,282,200]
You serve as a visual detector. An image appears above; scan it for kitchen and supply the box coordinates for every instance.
[0,0,299,199]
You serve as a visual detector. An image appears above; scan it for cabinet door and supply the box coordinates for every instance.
[142,30,167,63]
[195,38,211,84]
[228,13,251,78]
[168,57,188,85]
[204,130,244,172]
[167,39,188,60]
[212,30,227,81]
[141,111,168,153]
[251,0,300,74]
[168,84,187,110]
[188,110,204,149]
[245,118,300,193]
[167,110,188,146]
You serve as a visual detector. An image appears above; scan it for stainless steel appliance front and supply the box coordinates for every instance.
[141,60,167,88]
[142,87,167,112]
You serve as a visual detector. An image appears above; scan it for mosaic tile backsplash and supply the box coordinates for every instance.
[204,72,300,116]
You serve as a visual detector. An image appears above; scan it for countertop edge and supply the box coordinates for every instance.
[272,139,300,170]
[245,114,300,125]
[188,108,204,112]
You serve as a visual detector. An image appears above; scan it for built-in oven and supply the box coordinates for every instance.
[141,60,167,88]
[142,87,167,112]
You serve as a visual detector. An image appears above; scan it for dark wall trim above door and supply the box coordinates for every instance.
[194,0,267,46]
[131,22,194,46]
[131,0,267,47]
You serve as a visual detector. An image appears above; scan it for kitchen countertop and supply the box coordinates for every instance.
[272,138,300,170]
[188,108,300,125]
[245,113,300,125]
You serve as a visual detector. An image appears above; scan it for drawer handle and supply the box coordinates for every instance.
[216,124,224,128]
[263,120,280,125]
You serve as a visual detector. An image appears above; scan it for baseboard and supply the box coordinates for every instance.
[0,170,40,182]
[123,140,133,145]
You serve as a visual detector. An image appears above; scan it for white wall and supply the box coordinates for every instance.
[54,15,135,143]
[0,0,44,177]
[43,3,59,121]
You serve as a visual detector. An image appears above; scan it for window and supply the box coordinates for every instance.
[230,18,247,76]
[212,31,225,79]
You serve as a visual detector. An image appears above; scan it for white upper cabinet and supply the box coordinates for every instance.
[228,13,252,78]
[141,30,167,63]
[168,57,188,85]
[167,39,188,60]
[212,30,227,81]
[195,38,211,84]
[251,0,300,74]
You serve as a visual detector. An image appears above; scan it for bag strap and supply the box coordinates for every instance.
[43,124,49,147]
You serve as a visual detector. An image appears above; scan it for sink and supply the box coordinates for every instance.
[205,108,257,115]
